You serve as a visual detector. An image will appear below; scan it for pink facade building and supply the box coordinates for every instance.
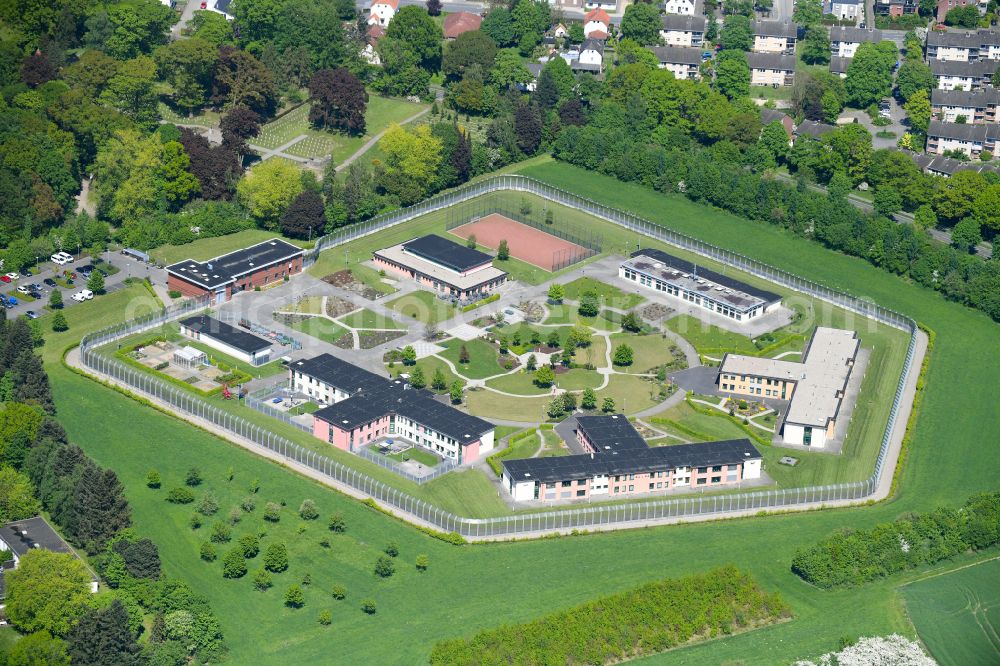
[372,234,507,301]
[502,415,762,502]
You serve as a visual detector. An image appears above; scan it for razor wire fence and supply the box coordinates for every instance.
[79,175,919,538]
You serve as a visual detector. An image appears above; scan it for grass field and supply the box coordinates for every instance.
[150,230,311,266]
[44,159,1000,665]
[900,558,1000,666]
[561,276,645,310]
[386,356,465,392]
[385,291,456,325]
[284,316,348,346]
[337,308,400,330]
[438,339,501,379]
[610,332,680,374]
[664,315,758,355]
[388,446,440,467]
[544,303,620,331]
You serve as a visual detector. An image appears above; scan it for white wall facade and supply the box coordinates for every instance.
[833,41,862,58]
[659,61,699,79]
[584,19,608,36]
[935,46,974,62]
[743,458,762,479]
[937,104,979,122]
[753,35,790,53]
[937,74,975,90]
[367,3,395,26]
[751,67,793,86]
[579,48,603,66]
[663,0,697,14]
[930,135,983,156]
[660,29,699,46]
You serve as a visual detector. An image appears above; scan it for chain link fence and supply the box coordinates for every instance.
[80,175,919,538]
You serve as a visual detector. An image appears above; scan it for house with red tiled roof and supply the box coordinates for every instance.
[362,24,385,65]
[584,8,611,39]
[367,0,398,27]
[443,11,482,39]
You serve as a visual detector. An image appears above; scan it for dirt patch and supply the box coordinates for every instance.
[322,270,381,301]
[497,354,520,371]
[333,332,355,349]
[641,303,673,322]
[517,301,544,322]
[358,330,406,349]
[325,295,357,318]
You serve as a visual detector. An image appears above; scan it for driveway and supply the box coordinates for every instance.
[837,97,906,149]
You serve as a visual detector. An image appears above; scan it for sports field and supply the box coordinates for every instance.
[450,213,590,271]
[901,558,1000,666]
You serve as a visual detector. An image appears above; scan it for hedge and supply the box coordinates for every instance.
[791,490,1000,589]
[429,566,790,664]
[462,293,501,312]
[486,429,535,476]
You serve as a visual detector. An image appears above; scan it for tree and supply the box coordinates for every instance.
[904,88,931,134]
[427,0,442,14]
[253,568,272,591]
[415,553,429,571]
[719,15,753,51]
[714,51,750,100]
[280,191,325,240]
[409,365,426,389]
[514,104,543,154]
[154,38,218,112]
[145,469,160,488]
[800,26,830,66]
[873,186,902,218]
[299,499,319,520]
[237,159,304,228]
[430,367,447,391]
[534,56,574,108]
[211,46,277,116]
[401,346,417,365]
[449,381,463,404]
[263,501,281,522]
[47,288,63,310]
[792,0,823,26]
[896,60,933,103]
[377,125,443,204]
[6,550,92,635]
[845,41,897,108]
[547,283,565,302]
[0,467,39,522]
[526,354,538,371]
[546,330,561,348]
[491,48,532,90]
[200,542,216,561]
[185,467,202,486]
[534,365,555,387]
[98,55,160,130]
[914,204,938,229]
[284,584,305,608]
[51,312,68,332]
[620,2,661,45]
[601,397,616,413]
[497,239,510,260]
[374,555,395,577]
[86,270,105,294]
[945,4,980,27]
[578,290,600,317]
[20,51,55,88]
[263,543,289,572]
[581,387,597,410]
[952,217,983,253]
[308,68,368,135]
[220,106,261,158]
[612,343,634,366]
[72,465,131,552]
[7,630,69,666]
[482,8,516,47]
[465,233,477,249]
[222,548,248,578]
[66,600,141,666]
[102,0,176,59]
[444,31,498,80]
[620,311,642,332]
[361,599,377,614]
[384,541,399,557]
[386,6,442,70]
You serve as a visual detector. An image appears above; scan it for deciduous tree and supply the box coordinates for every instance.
[444,31,498,80]
[386,6,442,70]
[6,550,92,636]
[308,68,368,135]
[280,191,325,239]
[237,159,304,228]
[620,2,661,45]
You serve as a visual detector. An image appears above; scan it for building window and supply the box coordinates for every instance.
[711,476,721,483]
[561,480,572,487]
[697,478,706,485]
[576,489,586,497]
[628,485,634,492]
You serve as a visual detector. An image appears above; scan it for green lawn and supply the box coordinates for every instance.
[346,265,398,296]
[649,402,750,443]
[664,314,757,355]
[387,356,465,392]
[438,339,502,379]
[610,332,681,374]
[561,276,645,310]
[283,316,348,346]
[544,303,619,331]
[595,374,661,414]
[388,446,440,467]
[485,371,549,396]
[385,291,456,325]
[900,558,1000,666]
[41,159,1000,666]
[337,308,401,330]
[556,368,604,391]
[465,389,549,423]
[150,230,311,266]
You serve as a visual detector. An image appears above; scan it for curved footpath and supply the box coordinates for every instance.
[66,328,927,542]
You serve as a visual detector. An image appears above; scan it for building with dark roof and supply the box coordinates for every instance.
[760,108,794,140]
[166,238,304,303]
[650,45,702,80]
[311,364,496,464]
[619,248,782,322]
[827,0,863,22]
[290,353,388,404]
[752,19,797,54]
[830,27,882,58]
[0,517,99,599]
[927,28,1000,61]
[372,234,507,301]
[179,315,273,366]
[931,87,1000,123]
[926,119,1000,158]
[908,150,1000,177]
[748,52,796,87]
[501,415,762,502]
[830,55,851,77]
[659,14,706,47]
[931,58,999,91]
[794,119,837,141]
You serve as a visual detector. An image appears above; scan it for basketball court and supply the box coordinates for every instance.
[449,213,592,272]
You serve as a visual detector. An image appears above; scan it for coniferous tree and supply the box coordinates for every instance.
[452,127,472,182]
[71,465,131,552]
[67,600,142,666]
[11,351,54,413]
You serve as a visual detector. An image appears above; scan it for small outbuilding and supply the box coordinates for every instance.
[173,345,208,370]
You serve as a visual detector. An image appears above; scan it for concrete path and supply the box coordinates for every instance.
[335,106,431,173]
[74,176,95,216]
[249,135,310,164]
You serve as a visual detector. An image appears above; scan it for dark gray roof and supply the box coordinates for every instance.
[628,248,781,306]
[570,61,603,72]
[930,59,999,77]
[0,517,74,558]
[180,315,271,354]
[931,87,1000,107]
[928,119,1000,141]
[830,56,851,74]
[795,119,837,138]
[580,38,605,54]
[314,381,494,442]
[831,0,863,5]
[650,45,702,65]
[980,29,1000,46]
[291,353,387,395]
[527,63,544,77]
[166,238,304,290]
[753,19,797,38]
[760,108,791,125]
[215,0,233,13]
[927,29,983,49]
[747,51,796,71]
[829,26,882,43]
[913,152,1000,176]
[576,415,648,453]
[661,14,706,31]
[502,438,761,485]
[402,235,492,273]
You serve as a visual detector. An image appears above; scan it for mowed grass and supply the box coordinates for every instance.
[149,230,310,266]
[561,276,645,309]
[438,338,501,379]
[385,290,456,325]
[284,316,348,346]
[337,308,400,330]
[900,558,1000,666]
[544,303,619,331]
[664,314,758,355]
[610,332,680,373]
[650,402,751,443]
[386,355,465,392]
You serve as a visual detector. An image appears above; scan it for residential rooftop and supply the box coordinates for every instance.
[931,87,1000,107]
[927,119,1000,141]
[795,119,837,138]
[165,238,304,290]
[747,52,796,71]
[830,26,883,43]
[650,45,703,65]
[576,414,648,453]
[660,14,706,31]
[179,315,272,354]
[752,19,797,38]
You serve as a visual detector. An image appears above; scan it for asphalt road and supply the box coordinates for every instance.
[771,0,795,21]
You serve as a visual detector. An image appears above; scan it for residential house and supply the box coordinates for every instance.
[663,0,701,16]
[585,0,618,9]
[367,0,397,27]
[874,0,918,15]
[553,23,569,39]
[830,26,883,58]
[931,58,999,90]
[650,45,703,80]
[926,119,1000,157]
[362,25,385,65]
[660,14,706,47]
[760,108,794,142]
[583,8,611,39]
[936,0,980,22]
[577,38,605,69]
[202,0,233,19]
[793,119,837,143]
[752,19,797,54]
[926,29,1000,61]
[830,55,851,77]
[443,11,482,40]
[525,62,544,91]
[931,87,1000,122]
[748,52,796,86]
[909,151,1000,176]
[827,0,863,22]
[0,517,100,599]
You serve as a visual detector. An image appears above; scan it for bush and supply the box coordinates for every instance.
[328,513,346,532]
[373,555,395,578]
[253,568,272,591]
[51,312,68,332]
[197,492,219,516]
[415,554,429,572]
[237,534,260,559]
[146,470,161,489]
[263,543,288,573]
[298,499,319,520]
[189,513,202,530]
[222,549,247,578]
[240,496,256,512]
[227,507,241,525]
[167,488,195,504]
[263,502,281,522]
[284,585,305,608]
[384,542,399,558]
[318,609,332,625]
[210,522,231,543]
[199,542,217,562]
[361,599,377,615]
[331,584,346,600]
[168,289,182,299]
[185,468,202,486]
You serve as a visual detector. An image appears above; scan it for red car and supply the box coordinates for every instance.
[0,275,10,283]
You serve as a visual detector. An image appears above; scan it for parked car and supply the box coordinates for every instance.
[16,285,31,295]
[4,272,19,281]
[5,296,17,306]
[28,290,42,300]
[51,253,71,266]
[43,278,57,287]
[23,311,38,320]
[71,289,94,302]
[29,283,43,291]
[0,275,10,283]
[20,270,32,279]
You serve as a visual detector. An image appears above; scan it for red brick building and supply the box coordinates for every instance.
[166,238,304,303]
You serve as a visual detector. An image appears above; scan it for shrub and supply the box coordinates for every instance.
[361,599,377,615]
[263,543,288,572]
[384,542,399,558]
[237,534,260,559]
[168,289,182,299]
[415,554,429,572]
[146,470,161,489]
[189,514,202,530]
[240,496,256,512]
[263,502,281,522]
[51,312,68,332]
[373,555,395,578]
[248,478,260,494]
[222,549,247,578]
[328,513,346,532]
[185,468,202,486]
[331,584,346,600]
[318,609,332,625]
[227,508,241,525]
[299,499,319,520]
[167,488,195,504]
[197,492,219,516]
[253,568,272,591]
[319,538,330,548]
[284,584,305,608]
[199,542,217,562]
[210,522,231,543]
[154,361,169,371]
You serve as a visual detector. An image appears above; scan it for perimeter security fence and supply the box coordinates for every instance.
[80,175,919,538]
